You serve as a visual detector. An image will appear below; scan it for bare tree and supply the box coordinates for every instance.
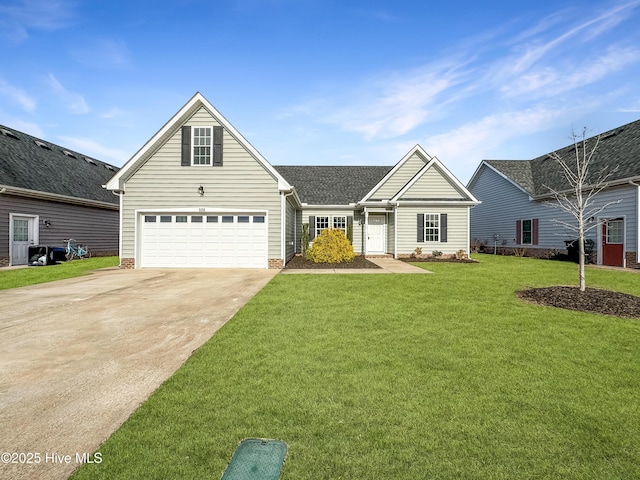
[544,127,620,292]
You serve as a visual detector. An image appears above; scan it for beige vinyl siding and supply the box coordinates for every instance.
[300,208,361,253]
[1,195,118,256]
[387,211,395,254]
[399,165,467,200]
[121,107,282,259]
[369,152,427,200]
[396,206,470,255]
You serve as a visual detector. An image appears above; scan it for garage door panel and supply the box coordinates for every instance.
[140,213,268,268]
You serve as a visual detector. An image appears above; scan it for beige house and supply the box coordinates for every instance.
[106,92,479,268]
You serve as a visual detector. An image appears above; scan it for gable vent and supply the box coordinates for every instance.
[1,128,20,140]
[84,157,97,165]
[63,150,77,158]
[35,140,52,150]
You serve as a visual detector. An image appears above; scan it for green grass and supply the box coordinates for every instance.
[0,256,118,290]
[71,255,640,479]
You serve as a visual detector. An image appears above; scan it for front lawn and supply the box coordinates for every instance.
[72,254,640,479]
[0,256,119,291]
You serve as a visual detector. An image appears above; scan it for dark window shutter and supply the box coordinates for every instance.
[309,216,316,241]
[417,214,424,242]
[440,213,448,243]
[347,216,353,227]
[532,218,539,245]
[347,216,353,243]
[181,126,191,166]
[213,126,223,166]
[516,220,522,244]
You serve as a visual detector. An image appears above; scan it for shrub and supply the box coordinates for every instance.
[306,228,355,264]
[456,249,468,260]
[412,247,423,258]
[432,250,443,257]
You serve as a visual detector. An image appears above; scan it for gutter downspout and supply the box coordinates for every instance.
[106,187,124,268]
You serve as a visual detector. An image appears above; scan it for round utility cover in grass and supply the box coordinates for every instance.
[221,438,288,480]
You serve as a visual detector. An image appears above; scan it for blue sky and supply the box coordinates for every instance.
[1,0,639,183]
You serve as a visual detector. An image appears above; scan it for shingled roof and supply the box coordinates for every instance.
[484,118,640,197]
[274,165,392,204]
[0,125,119,205]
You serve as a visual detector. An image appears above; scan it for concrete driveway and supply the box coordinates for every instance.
[0,267,277,480]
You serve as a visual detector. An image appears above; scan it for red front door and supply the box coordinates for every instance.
[601,218,624,267]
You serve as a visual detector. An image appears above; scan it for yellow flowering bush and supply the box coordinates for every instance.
[306,228,356,264]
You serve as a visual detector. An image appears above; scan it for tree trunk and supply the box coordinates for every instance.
[578,228,586,292]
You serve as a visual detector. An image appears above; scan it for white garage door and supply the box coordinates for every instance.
[140,213,268,268]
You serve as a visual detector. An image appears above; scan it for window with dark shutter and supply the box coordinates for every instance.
[309,216,316,241]
[440,213,448,243]
[417,214,424,242]
[213,126,223,166]
[181,126,191,166]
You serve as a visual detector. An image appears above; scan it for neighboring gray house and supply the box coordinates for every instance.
[467,119,640,268]
[105,92,479,269]
[0,126,119,266]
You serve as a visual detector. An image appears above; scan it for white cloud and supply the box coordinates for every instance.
[47,74,90,114]
[0,78,36,112]
[0,0,76,42]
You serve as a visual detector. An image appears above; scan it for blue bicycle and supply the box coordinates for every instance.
[64,239,91,260]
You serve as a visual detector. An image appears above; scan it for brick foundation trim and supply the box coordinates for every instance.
[268,258,283,269]
[626,252,639,269]
[120,258,135,269]
[0,256,9,268]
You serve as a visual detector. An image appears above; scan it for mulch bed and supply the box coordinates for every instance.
[400,257,478,264]
[518,286,640,319]
[284,255,381,269]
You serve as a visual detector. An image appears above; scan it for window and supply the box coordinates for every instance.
[424,214,439,242]
[606,219,623,244]
[176,216,187,223]
[191,216,203,223]
[333,216,347,235]
[193,127,211,165]
[238,216,249,223]
[160,216,172,223]
[253,216,265,223]
[207,216,218,223]
[522,220,532,245]
[222,216,234,223]
[13,219,28,241]
[144,215,156,223]
[315,216,329,237]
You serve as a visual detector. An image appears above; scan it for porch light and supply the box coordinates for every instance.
[198,185,205,196]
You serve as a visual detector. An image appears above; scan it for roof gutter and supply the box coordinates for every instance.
[0,184,119,210]
[630,180,640,259]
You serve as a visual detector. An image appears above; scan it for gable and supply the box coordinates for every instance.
[397,163,468,200]
[367,150,428,200]
[106,92,292,192]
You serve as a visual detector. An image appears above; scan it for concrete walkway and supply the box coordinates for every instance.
[280,257,431,274]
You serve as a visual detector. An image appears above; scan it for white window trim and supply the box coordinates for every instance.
[424,213,440,242]
[191,126,212,166]
[521,219,533,245]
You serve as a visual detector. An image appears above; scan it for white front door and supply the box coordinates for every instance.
[11,215,37,265]
[367,215,385,254]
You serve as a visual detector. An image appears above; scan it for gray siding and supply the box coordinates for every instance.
[285,197,296,259]
[400,165,467,200]
[470,166,638,254]
[469,167,533,247]
[397,206,470,255]
[370,152,426,200]
[1,194,118,258]
[121,107,282,260]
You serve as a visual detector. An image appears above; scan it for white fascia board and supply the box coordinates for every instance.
[394,200,479,206]
[300,204,357,210]
[390,155,480,204]
[105,92,292,191]
[360,144,432,202]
